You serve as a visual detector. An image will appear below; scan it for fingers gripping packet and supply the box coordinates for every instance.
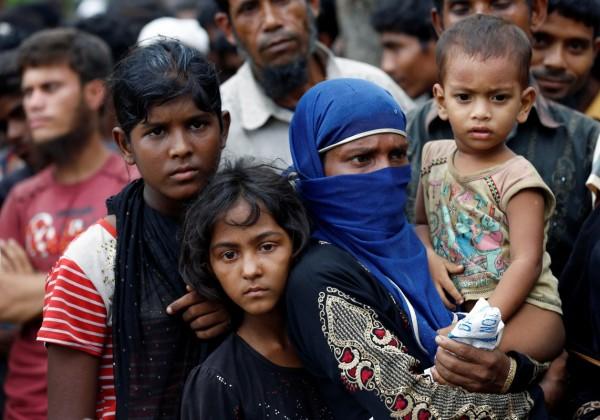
[448,298,504,350]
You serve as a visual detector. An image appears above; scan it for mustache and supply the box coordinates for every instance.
[257,30,299,51]
[532,67,576,84]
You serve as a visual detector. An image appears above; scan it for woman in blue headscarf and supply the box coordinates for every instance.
[284,79,552,419]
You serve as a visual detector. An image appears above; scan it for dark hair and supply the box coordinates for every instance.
[371,0,436,43]
[436,14,531,87]
[0,50,20,96]
[432,0,533,12]
[73,13,139,63]
[548,0,600,36]
[179,159,311,316]
[109,39,222,137]
[17,27,113,83]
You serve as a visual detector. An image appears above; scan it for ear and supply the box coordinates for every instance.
[215,12,236,45]
[431,7,444,37]
[220,110,231,149]
[432,83,449,120]
[113,127,135,165]
[517,86,536,124]
[530,0,548,32]
[82,79,107,112]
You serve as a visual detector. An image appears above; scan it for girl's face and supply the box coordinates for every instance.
[209,200,293,317]
[114,95,230,215]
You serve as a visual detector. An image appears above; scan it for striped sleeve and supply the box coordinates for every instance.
[38,256,107,357]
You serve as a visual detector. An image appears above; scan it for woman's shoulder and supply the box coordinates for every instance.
[292,241,362,273]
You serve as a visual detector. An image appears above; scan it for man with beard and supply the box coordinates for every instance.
[406,0,600,278]
[0,28,133,420]
[530,0,600,117]
[214,0,414,165]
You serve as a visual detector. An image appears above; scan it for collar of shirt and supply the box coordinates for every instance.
[424,74,562,134]
[235,42,338,131]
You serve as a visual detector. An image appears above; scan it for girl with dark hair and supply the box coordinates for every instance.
[37,40,230,419]
[179,160,332,419]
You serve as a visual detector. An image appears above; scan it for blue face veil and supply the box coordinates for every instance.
[289,78,452,359]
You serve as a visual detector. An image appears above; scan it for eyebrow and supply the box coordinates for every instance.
[211,231,284,249]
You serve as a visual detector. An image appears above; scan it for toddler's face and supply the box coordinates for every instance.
[209,200,293,317]
[433,52,535,156]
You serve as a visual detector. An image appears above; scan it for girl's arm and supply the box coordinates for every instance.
[47,345,98,420]
[415,178,464,310]
[488,189,545,322]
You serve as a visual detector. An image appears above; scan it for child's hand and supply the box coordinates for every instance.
[426,250,464,310]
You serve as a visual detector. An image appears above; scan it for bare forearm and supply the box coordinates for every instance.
[414,224,434,250]
[0,273,45,323]
[488,258,540,322]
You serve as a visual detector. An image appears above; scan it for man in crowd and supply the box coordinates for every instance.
[531,0,600,117]
[0,28,133,419]
[371,0,438,105]
[214,0,414,165]
[0,49,46,207]
[407,0,600,276]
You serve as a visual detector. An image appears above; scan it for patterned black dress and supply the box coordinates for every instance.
[181,334,334,419]
[286,241,550,419]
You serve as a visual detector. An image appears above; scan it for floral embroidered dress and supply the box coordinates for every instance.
[420,140,562,314]
[286,241,549,419]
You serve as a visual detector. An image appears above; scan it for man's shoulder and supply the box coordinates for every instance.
[4,166,53,204]
[548,100,600,135]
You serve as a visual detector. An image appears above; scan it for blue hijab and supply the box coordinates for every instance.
[289,79,452,359]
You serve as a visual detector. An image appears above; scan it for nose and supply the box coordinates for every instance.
[262,2,283,31]
[471,98,491,121]
[24,89,45,113]
[241,252,262,280]
[168,129,192,159]
[380,51,396,77]
[543,43,565,70]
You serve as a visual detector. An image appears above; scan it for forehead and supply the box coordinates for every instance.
[144,96,208,122]
[443,51,521,85]
[21,62,79,87]
[381,32,422,46]
[537,11,595,39]
[329,132,408,153]
[442,0,531,27]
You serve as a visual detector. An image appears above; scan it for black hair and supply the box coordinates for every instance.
[436,14,531,87]
[432,0,533,13]
[17,27,113,84]
[0,50,20,96]
[179,159,311,320]
[73,13,139,63]
[109,39,222,137]
[548,0,600,36]
[371,0,436,43]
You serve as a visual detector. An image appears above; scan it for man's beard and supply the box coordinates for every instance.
[235,9,318,102]
[35,101,95,167]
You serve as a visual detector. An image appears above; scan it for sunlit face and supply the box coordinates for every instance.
[222,0,317,70]
[379,32,438,99]
[22,63,86,144]
[323,133,409,176]
[433,52,535,156]
[210,200,293,316]
[116,96,229,215]
[531,11,599,101]
[433,0,543,36]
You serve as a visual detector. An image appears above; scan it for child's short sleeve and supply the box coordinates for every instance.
[420,140,457,176]
[37,221,116,357]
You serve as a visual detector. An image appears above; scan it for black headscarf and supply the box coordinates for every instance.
[108,179,203,419]
[559,205,600,361]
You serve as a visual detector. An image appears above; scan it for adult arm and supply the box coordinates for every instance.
[286,243,547,419]
[47,345,98,420]
[0,239,44,323]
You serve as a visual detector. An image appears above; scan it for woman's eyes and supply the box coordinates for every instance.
[259,242,278,253]
[221,250,238,261]
[350,154,371,165]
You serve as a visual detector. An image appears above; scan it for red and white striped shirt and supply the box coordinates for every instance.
[38,219,117,419]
